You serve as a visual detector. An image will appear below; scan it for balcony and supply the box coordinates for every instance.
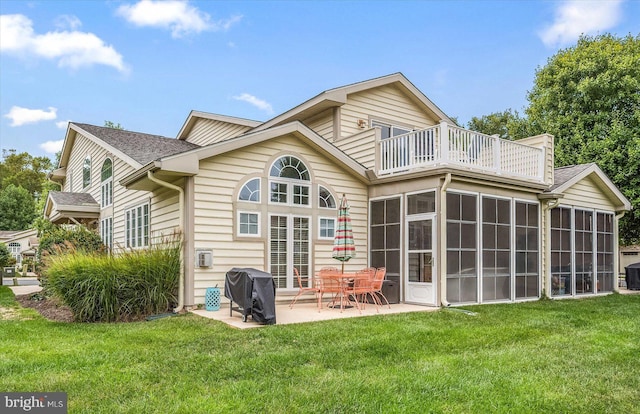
[378,122,545,182]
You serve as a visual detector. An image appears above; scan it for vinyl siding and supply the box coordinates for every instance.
[191,133,368,303]
[184,118,252,146]
[111,158,151,249]
[63,132,152,250]
[337,84,439,171]
[561,176,616,211]
[336,128,377,169]
[150,180,181,241]
[303,109,334,140]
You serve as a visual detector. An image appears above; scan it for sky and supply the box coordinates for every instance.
[1,0,638,160]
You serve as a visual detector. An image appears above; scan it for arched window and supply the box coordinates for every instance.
[101,158,113,208]
[269,156,310,206]
[318,186,336,209]
[239,178,260,202]
[83,156,91,188]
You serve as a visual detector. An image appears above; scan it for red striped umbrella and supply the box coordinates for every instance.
[332,194,355,273]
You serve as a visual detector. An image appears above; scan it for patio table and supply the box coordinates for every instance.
[317,272,370,312]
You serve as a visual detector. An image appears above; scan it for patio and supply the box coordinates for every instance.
[191,299,439,329]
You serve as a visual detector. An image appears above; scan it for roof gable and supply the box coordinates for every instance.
[252,73,453,133]
[177,111,262,140]
[551,163,631,211]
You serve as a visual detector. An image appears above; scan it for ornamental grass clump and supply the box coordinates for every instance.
[45,235,181,322]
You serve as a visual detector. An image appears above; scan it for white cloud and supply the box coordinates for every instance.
[54,14,82,30]
[117,0,242,38]
[56,120,71,129]
[4,106,57,127]
[0,14,127,72]
[539,0,624,47]
[40,139,64,154]
[233,93,274,114]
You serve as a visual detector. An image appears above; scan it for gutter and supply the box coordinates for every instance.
[147,171,185,313]
[440,173,452,307]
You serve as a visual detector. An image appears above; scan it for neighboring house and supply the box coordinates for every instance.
[45,73,631,308]
[0,229,38,266]
[620,245,640,276]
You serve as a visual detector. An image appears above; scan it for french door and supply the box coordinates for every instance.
[405,215,436,305]
[269,215,311,289]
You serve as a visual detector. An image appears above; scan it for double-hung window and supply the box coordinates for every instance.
[125,203,149,248]
[269,156,310,207]
[101,158,113,208]
[101,217,113,250]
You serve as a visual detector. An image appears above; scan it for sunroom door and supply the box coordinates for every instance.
[405,215,436,305]
[269,215,311,289]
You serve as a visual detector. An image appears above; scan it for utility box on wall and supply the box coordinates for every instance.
[195,250,213,268]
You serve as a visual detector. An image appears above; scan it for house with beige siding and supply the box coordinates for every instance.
[45,73,631,309]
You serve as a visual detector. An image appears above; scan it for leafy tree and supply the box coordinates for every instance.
[525,34,640,244]
[0,184,37,230]
[104,121,123,129]
[0,149,53,201]
[0,243,11,267]
[467,109,528,140]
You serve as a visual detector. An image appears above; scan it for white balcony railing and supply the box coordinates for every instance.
[378,122,545,182]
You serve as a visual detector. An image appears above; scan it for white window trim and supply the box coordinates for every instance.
[101,216,113,250]
[125,202,150,249]
[238,178,261,203]
[268,178,312,208]
[101,158,113,208]
[318,185,337,210]
[82,155,91,189]
[318,216,336,240]
[237,211,261,237]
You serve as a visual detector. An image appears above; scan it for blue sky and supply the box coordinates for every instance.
[1,0,638,160]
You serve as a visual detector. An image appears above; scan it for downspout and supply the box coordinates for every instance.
[440,173,452,307]
[615,211,626,289]
[147,171,185,313]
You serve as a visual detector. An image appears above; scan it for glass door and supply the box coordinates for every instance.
[406,215,436,305]
[270,215,310,289]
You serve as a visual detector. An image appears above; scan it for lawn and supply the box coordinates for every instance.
[1,286,639,413]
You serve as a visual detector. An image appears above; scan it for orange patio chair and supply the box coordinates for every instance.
[289,267,320,310]
[368,267,391,309]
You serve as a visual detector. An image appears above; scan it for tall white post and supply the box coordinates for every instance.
[439,120,449,163]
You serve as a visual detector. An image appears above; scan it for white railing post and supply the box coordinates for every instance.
[439,120,449,162]
[492,135,501,175]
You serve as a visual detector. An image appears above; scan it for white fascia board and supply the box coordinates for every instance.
[176,110,263,140]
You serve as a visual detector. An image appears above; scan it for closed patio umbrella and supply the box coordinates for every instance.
[332,194,355,273]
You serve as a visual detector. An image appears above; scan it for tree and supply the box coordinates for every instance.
[0,243,11,267]
[525,34,640,244]
[467,109,528,140]
[0,184,37,230]
[104,121,123,129]
[0,149,53,201]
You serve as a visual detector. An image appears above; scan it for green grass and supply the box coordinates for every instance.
[1,287,639,413]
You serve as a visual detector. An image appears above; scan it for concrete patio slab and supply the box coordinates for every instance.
[191,300,439,329]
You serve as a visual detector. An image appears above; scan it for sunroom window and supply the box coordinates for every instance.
[269,156,310,206]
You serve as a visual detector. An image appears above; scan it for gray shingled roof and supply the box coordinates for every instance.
[48,191,98,207]
[73,123,200,166]
[549,163,595,191]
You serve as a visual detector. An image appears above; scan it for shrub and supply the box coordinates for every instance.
[45,235,181,322]
[38,224,105,258]
[0,243,11,267]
